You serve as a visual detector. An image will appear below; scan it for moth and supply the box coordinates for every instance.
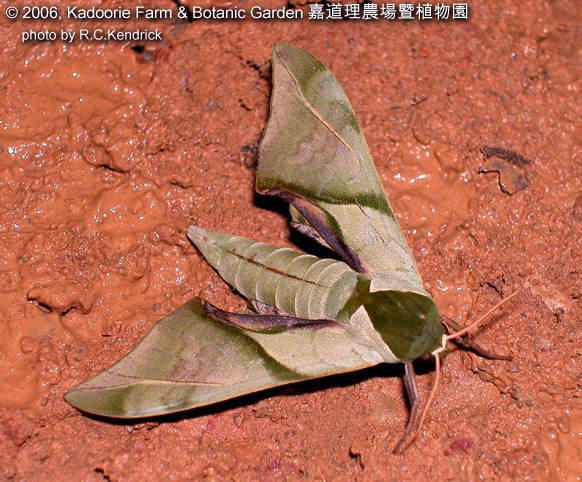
[66,43,518,453]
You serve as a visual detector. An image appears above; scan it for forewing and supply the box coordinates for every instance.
[257,43,426,294]
[65,299,385,418]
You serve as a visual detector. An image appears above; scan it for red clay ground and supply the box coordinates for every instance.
[0,0,580,480]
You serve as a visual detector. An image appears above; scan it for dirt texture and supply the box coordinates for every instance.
[0,0,580,480]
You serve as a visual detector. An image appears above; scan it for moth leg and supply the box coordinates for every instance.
[202,299,340,333]
[393,361,420,454]
[442,316,512,361]
[266,189,369,274]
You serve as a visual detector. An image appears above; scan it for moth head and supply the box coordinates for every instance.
[363,291,445,362]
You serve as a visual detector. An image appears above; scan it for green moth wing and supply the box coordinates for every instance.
[258,43,426,295]
[65,263,391,418]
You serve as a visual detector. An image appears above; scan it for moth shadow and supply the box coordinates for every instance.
[78,361,435,427]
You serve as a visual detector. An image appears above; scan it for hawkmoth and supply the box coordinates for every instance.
[66,43,518,453]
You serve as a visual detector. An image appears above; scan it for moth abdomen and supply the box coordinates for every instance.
[188,226,359,321]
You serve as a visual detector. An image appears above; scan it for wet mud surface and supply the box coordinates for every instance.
[0,0,580,480]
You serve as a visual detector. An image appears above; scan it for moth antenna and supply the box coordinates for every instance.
[395,355,441,454]
[446,288,522,341]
